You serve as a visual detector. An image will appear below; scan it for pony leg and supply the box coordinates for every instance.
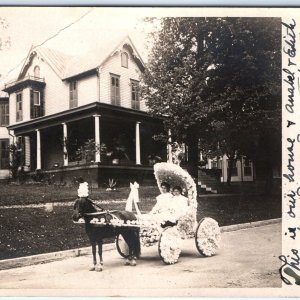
[96,240,103,272]
[125,232,137,267]
[89,241,97,271]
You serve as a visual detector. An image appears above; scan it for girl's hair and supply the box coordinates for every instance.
[161,182,170,191]
[173,185,182,193]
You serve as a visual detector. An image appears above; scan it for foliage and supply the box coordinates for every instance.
[142,17,281,184]
[105,178,117,191]
[8,142,22,181]
[0,17,11,51]
[73,139,107,162]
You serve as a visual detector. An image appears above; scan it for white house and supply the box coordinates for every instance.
[2,35,166,185]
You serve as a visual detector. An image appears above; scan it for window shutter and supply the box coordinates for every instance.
[40,90,45,116]
[5,103,9,125]
[116,78,120,106]
[0,104,3,126]
[30,90,34,119]
[111,77,115,104]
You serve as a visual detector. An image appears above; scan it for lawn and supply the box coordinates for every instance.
[0,182,281,261]
[0,182,160,206]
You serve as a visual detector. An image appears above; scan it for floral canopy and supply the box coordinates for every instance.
[153,162,198,212]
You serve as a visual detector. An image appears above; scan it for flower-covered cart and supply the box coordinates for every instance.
[115,162,221,264]
[74,162,221,265]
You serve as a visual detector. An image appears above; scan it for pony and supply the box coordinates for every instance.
[73,197,140,271]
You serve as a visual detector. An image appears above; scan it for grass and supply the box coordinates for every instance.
[0,182,160,206]
[0,183,281,260]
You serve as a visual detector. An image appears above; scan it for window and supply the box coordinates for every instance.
[0,101,9,126]
[33,91,40,106]
[69,81,78,108]
[30,89,44,119]
[16,93,23,122]
[34,66,40,78]
[131,80,140,110]
[0,139,9,169]
[110,74,120,105]
[121,52,128,68]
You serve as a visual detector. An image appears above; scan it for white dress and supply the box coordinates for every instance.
[150,192,188,224]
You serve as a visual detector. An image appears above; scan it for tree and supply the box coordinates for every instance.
[142,17,281,189]
[0,17,11,78]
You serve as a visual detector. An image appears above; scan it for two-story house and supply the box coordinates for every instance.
[3,36,166,186]
[0,90,10,179]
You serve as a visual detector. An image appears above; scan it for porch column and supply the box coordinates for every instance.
[62,122,68,166]
[36,129,41,170]
[221,154,227,183]
[135,121,141,165]
[94,115,101,163]
[167,129,172,163]
[24,136,31,171]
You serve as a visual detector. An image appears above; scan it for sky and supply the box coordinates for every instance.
[0,7,158,84]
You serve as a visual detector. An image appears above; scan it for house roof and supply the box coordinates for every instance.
[37,46,72,79]
[63,35,145,80]
[6,35,145,87]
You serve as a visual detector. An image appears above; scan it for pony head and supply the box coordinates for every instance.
[72,197,95,221]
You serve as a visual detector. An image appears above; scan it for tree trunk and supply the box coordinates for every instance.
[186,130,199,184]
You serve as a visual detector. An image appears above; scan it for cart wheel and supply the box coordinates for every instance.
[195,217,221,257]
[158,226,182,264]
[116,234,130,258]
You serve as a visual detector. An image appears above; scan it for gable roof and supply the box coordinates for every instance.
[3,35,145,88]
[37,46,72,79]
[63,35,145,80]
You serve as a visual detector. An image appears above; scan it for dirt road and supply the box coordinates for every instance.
[0,222,282,296]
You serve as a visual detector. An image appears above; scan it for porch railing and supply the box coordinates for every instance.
[4,75,45,90]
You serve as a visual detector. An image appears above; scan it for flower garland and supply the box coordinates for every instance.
[158,227,182,264]
[195,217,221,257]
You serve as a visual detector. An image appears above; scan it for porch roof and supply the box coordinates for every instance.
[7,102,164,135]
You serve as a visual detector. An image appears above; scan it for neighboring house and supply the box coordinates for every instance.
[0,91,10,179]
[3,36,166,186]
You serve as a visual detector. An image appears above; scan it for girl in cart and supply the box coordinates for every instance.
[150,182,188,227]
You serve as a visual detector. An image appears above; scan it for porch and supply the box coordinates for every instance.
[8,102,166,187]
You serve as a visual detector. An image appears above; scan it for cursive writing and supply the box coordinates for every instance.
[286,187,299,218]
[283,138,295,182]
[279,249,300,285]
[282,19,296,58]
[283,68,295,113]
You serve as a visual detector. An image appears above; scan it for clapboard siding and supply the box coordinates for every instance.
[78,75,98,106]
[100,51,147,112]
[26,55,69,115]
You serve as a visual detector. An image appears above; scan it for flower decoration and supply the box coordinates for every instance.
[158,227,182,264]
[195,218,221,257]
[77,182,89,198]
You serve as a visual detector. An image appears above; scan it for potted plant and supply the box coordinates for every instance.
[75,139,108,163]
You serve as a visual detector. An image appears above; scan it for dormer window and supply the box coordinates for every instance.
[34,66,40,78]
[121,52,128,68]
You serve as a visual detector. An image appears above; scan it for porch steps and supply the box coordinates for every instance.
[198,169,222,194]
